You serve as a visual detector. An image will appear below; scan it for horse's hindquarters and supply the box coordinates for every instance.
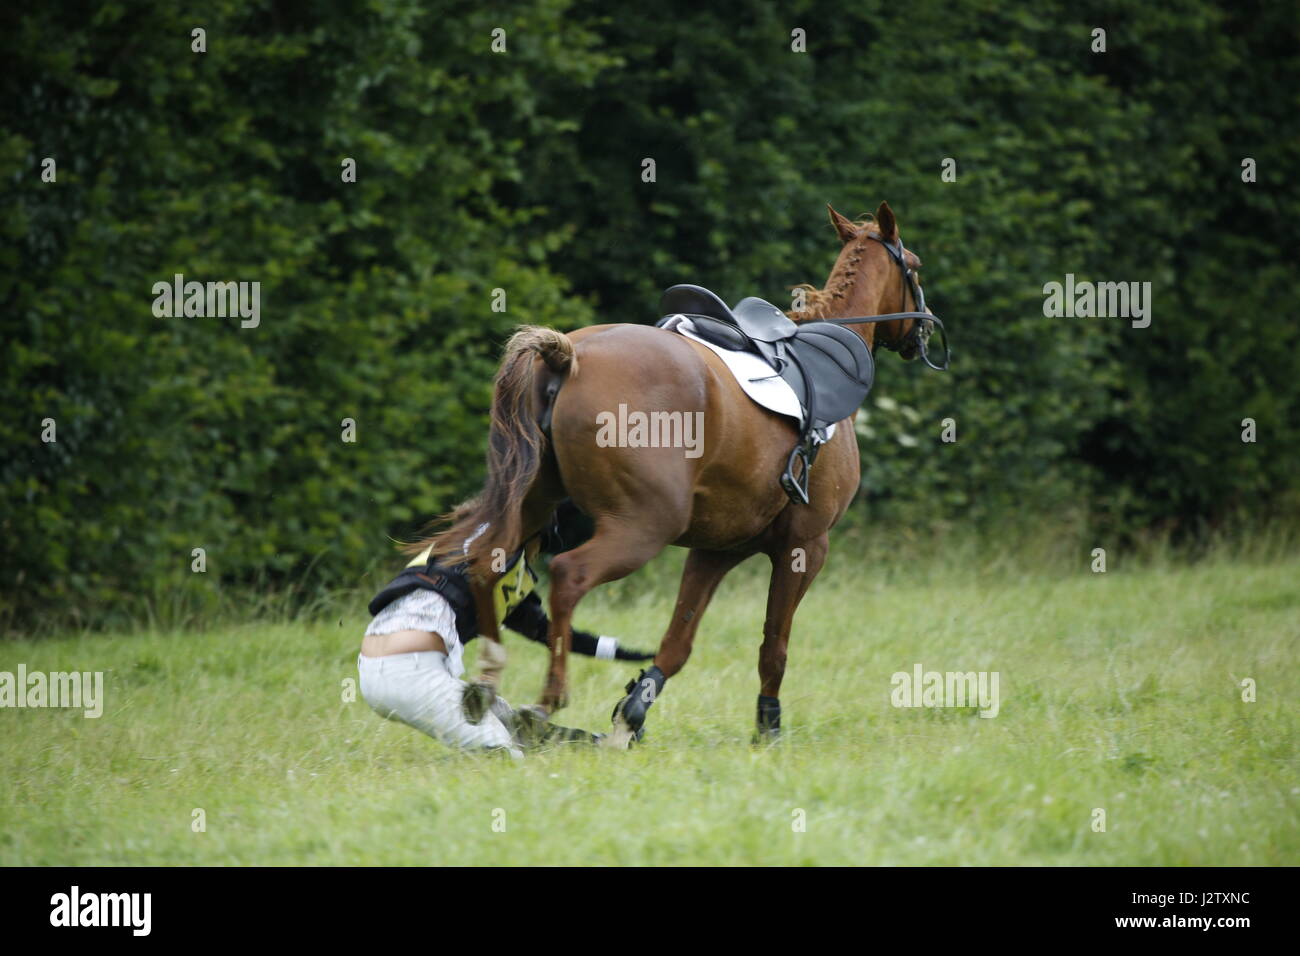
[551,325,798,547]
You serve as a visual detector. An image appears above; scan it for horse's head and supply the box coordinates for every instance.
[812,201,941,365]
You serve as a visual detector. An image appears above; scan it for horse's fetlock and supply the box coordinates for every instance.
[615,665,666,731]
[756,694,782,733]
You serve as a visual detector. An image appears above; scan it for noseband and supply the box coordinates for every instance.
[823,233,950,372]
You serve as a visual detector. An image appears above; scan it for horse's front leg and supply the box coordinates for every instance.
[604,548,750,748]
[538,611,571,716]
[755,533,828,741]
[462,576,507,724]
[538,522,672,717]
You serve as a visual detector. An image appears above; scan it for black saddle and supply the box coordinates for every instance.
[661,285,798,342]
[658,283,875,504]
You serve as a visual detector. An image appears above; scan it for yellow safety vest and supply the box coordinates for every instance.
[406,544,538,621]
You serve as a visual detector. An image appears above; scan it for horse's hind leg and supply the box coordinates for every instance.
[756,533,828,741]
[461,576,506,723]
[463,487,563,723]
[604,548,750,748]
[539,520,669,714]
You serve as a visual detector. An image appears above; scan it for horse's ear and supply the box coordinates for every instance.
[874,201,898,242]
[827,203,859,243]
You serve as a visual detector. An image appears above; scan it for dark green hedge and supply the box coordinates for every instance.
[2,0,1296,627]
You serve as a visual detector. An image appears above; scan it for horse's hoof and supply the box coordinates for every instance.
[599,711,640,750]
[599,699,647,750]
[754,695,781,744]
[462,681,496,724]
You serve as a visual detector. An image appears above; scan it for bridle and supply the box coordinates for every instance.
[822,233,950,372]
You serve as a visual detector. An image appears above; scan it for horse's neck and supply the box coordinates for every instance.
[795,265,878,350]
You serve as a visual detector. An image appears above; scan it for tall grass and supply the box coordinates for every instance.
[1,530,1295,865]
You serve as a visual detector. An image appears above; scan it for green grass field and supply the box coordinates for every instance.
[3,536,1297,865]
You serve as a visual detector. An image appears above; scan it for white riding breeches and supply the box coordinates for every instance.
[357,651,522,758]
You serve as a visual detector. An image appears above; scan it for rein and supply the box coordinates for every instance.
[820,234,950,372]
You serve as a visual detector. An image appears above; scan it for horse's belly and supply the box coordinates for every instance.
[671,489,788,550]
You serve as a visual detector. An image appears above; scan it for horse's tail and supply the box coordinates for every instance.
[408,326,577,570]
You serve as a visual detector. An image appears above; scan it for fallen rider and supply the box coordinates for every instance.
[358,501,651,758]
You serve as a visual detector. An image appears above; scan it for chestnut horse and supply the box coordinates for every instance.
[416,201,939,746]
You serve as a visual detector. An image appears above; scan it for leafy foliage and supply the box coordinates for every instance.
[1,0,1295,625]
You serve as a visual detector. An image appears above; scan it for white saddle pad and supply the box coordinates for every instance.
[661,315,836,440]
